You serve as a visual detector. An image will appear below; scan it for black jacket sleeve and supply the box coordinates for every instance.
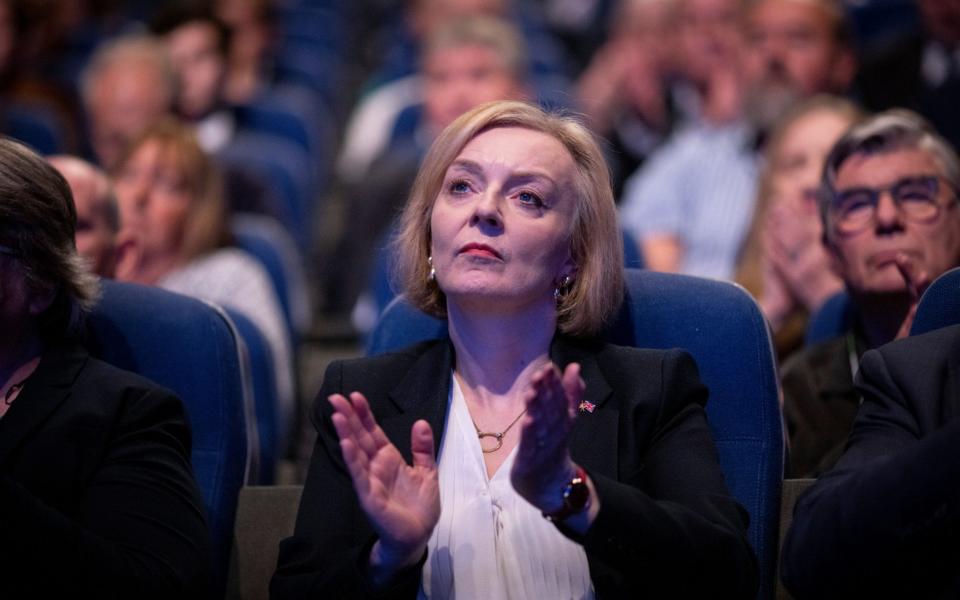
[272,360,425,599]
[781,343,960,599]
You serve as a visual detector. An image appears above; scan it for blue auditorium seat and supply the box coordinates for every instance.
[804,290,854,346]
[216,131,314,250]
[85,279,255,595]
[224,307,279,485]
[232,214,311,342]
[366,269,783,599]
[911,266,960,335]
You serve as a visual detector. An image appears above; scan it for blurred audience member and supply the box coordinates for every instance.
[48,154,120,277]
[575,0,680,197]
[674,0,744,125]
[0,136,211,598]
[81,34,175,169]
[327,15,529,317]
[151,2,235,153]
[620,0,855,279]
[214,0,277,105]
[111,118,295,443]
[782,324,960,598]
[782,110,960,477]
[736,96,861,359]
[857,0,960,151]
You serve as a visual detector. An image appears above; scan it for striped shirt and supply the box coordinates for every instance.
[619,121,760,280]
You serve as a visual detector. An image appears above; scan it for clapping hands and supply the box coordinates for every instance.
[327,392,440,583]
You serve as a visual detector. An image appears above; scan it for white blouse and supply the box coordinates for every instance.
[418,375,594,600]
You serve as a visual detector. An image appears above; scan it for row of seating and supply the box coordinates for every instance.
[84,267,960,599]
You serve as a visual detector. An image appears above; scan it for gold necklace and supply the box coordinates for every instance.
[471,409,527,453]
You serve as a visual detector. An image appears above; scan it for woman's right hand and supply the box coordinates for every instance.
[328,392,440,586]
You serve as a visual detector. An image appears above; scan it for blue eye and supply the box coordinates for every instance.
[449,180,470,194]
[518,191,543,207]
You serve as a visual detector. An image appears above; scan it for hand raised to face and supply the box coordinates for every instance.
[327,392,440,583]
[510,362,585,514]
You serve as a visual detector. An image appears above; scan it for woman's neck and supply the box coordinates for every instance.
[447,300,556,405]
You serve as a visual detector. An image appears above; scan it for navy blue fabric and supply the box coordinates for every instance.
[232,217,299,342]
[911,267,960,336]
[84,280,250,594]
[4,103,67,155]
[804,291,854,346]
[217,131,313,249]
[366,268,783,599]
[224,308,279,485]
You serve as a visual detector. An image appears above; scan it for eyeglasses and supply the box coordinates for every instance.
[831,175,956,235]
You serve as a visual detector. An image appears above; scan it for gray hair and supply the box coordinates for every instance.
[80,33,176,109]
[819,109,960,241]
[422,15,528,82]
[0,138,100,339]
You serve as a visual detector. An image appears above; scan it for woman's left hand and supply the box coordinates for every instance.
[510,362,585,514]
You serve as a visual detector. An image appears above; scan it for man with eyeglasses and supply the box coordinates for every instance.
[781,109,960,478]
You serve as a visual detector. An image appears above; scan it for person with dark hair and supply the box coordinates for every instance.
[273,101,756,598]
[782,323,960,598]
[150,2,236,153]
[782,109,960,477]
[0,136,211,597]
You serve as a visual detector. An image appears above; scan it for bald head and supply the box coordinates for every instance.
[48,155,120,277]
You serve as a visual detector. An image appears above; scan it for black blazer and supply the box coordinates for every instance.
[781,324,960,599]
[0,344,212,598]
[273,336,757,599]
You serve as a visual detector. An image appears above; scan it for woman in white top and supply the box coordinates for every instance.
[274,100,756,598]
[110,118,295,446]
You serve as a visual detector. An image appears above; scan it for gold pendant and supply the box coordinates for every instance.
[477,431,504,453]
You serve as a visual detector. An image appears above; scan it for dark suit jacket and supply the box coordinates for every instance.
[0,344,212,598]
[273,337,757,599]
[781,324,960,599]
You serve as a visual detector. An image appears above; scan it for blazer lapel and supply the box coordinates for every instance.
[382,341,455,462]
[552,337,618,480]
[0,345,85,465]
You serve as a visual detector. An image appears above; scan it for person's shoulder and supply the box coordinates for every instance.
[328,339,448,383]
[863,324,960,382]
[561,337,698,382]
[80,353,181,406]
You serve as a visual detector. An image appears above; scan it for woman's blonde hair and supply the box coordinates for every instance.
[393,100,624,337]
[113,118,230,261]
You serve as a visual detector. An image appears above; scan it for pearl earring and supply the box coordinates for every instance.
[428,256,436,282]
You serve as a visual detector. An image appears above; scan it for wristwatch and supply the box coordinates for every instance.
[542,466,591,522]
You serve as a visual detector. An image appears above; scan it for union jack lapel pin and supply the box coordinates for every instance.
[578,400,596,414]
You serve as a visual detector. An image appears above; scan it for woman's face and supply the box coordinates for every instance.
[770,109,852,203]
[429,126,578,315]
[114,140,193,262]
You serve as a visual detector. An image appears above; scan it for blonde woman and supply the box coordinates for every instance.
[274,101,756,598]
